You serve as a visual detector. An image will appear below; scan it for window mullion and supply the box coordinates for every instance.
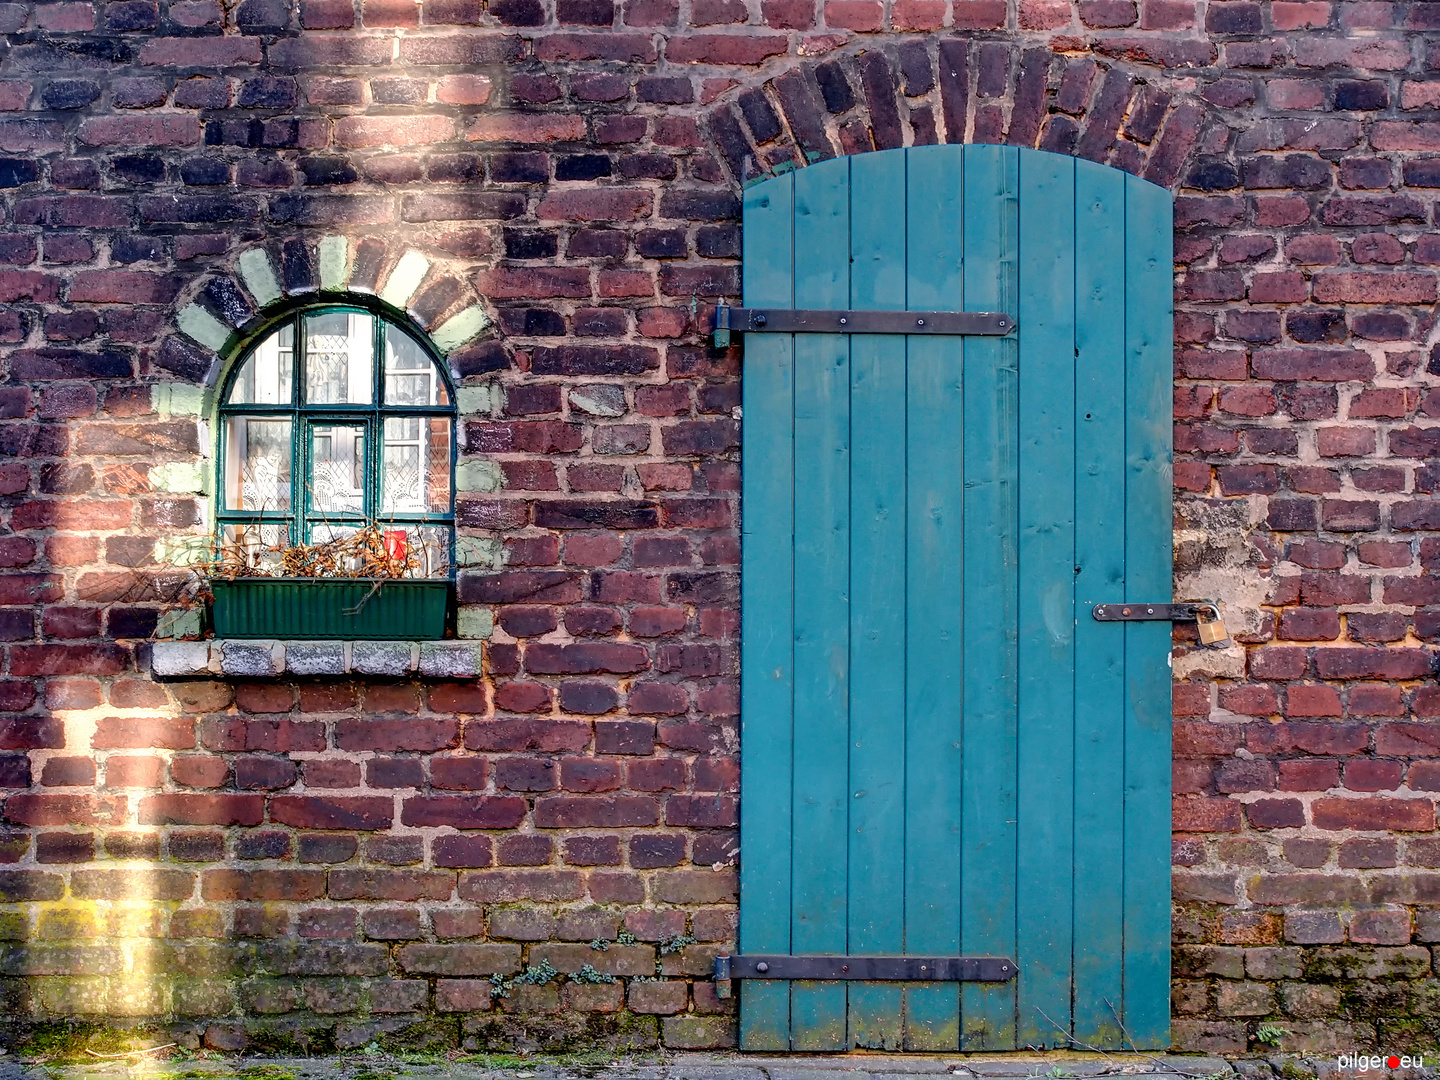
[293,313,306,547]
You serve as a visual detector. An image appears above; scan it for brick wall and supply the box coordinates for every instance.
[0,0,1438,1053]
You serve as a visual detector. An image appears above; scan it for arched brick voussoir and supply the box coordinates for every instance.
[700,37,1219,193]
[165,236,496,390]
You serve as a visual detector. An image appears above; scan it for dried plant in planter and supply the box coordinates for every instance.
[147,520,450,640]
[209,522,428,581]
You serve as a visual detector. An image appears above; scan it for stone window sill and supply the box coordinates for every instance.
[151,639,483,679]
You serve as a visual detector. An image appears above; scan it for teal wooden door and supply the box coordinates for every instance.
[739,144,1173,1052]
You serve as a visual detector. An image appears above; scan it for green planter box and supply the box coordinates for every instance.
[210,578,450,640]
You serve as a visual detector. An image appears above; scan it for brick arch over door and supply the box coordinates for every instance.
[697,39,1218,193]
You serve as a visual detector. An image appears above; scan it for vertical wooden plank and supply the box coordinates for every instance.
[846,148,907,1052]
[739,171,796,1052]
[1015,149,1076,1050]
[1071,157,1128,1049]
[1122,172,1174,1051]
[902,143,965,1052]
[959,142,1019,1051]
[789,156,852,1052]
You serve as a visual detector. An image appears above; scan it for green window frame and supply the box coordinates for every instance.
[215,303,458,579]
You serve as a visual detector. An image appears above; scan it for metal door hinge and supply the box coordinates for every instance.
[1093,601,1229,644]
[1092,602,1215,622]
[713,954,1015,996]
[712,306,1015,348]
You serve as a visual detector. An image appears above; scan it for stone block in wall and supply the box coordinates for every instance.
[661,1014,736,1049]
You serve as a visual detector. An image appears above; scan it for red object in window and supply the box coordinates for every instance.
[384,530,408,562]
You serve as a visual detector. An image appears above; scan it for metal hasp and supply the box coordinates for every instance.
[1092,602,1218,622]
[712,305,1015,347]
[714,954,1017,981]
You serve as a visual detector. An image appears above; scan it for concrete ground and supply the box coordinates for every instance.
[0,1050,1332,1080]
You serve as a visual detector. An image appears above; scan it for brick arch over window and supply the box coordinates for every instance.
[697,40,1217,192]
[160,236,496,389]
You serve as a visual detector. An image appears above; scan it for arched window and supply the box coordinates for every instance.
[217,304,456,579]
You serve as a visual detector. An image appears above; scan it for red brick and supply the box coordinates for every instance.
[92,716,193,750]
[825,0,882,25]
[336,115,455,148]
[1286,684,1342,717]
[402,795,528,828]
[363,0,418,22]
[170,756,228,788]
[1314,272,1437,304]
[138,794,264,826]
[336,719,459,752]
[666,33,789,63]
[468,114,587,143]
[78,115,199,147]
[41,756,95,787]
[538,189,653,221]
[202,869,326,901]
[5,794,124,827]
[535,795,660,827]
[269,796,394,830]
[1246,798,1305,829]
[1280,759,1340,791]
[1313,797,1435,831]
[139,36,262,65]
[1345,759,1404,791]
[945,0,1002,22]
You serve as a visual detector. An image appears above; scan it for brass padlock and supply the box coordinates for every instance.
[1196,604,1228,645]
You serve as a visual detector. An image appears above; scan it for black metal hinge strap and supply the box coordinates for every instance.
[712,306,1014,347]
[1092,602,1218,622]
[713,955,1016,982]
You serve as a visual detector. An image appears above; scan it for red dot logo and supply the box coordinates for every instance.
[1387,1057,1400,1069]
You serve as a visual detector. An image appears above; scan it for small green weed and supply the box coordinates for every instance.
[239,1067,298,1080]
[615,931,637,945]
[572,964,617,984]
[587,939,609,951]
[451,1055,532,1069]
[490,958,559,998]
[1255,1023,1290,1045]
[657,934,695,956]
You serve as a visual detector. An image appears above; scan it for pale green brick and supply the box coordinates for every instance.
[456,536,506,569]
[149,461,205,493]
[319,235,350,291]
[238,248,281,307]
[154,382,205,417]
[457,383,504,417]
[433,305,491,353]
[155,535,214,566]
[381,250,431,309]
[456,458,503,494]
[155,607,203,640]
[176,303,230,353]
[457,606,494,640]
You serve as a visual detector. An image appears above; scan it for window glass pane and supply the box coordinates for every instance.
[218,522,288,575]
[305,311,373,404]
[376,525,450,579]
[224,417,292,511]
[226,324,293,405]
[309,423,366,516]
[300,523,448,578]
[382,416,451,515]
[384,323,450,406]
